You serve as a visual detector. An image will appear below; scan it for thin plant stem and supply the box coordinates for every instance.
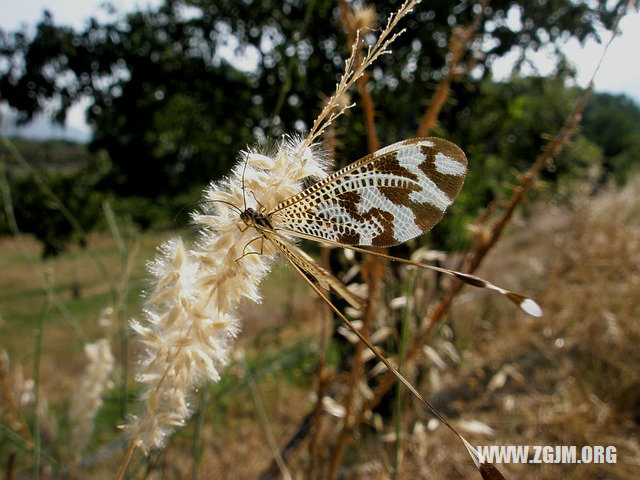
[324,192,385,479]
[0,351,34,446]
[392,269,415,479]
[103,200,126,253]
[116,441,136,480]
[416,0,488,136]
[307,248,334,479]
[117,293,130,420]
[32,277,52,480]
[338,0,380,152]
[192,388,209,480]
[326,252,384,480]
[244,358,292,480]
[326,9,384,470]
[304,0,421,150]
[103,200,140,419]
[6,452,16,480]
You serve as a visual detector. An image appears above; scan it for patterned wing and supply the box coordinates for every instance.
[264,231,365,310]
[269,137,467,247]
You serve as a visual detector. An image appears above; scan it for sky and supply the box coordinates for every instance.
[2,1,639,138]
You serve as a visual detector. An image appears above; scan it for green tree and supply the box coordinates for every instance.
[0,0,624,197]
[582,92,640,183]
[1,151,111,256]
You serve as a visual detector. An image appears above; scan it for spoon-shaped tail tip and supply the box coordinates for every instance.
[520,298,542,317]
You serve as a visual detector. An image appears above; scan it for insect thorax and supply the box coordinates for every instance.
[240,208,273,230]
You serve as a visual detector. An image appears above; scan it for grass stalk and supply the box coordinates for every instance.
[116,441,136,480]
[327,256,383,480]
[392,269,415,479]
[338,0,380,153]
[32,277,52,480]
[307,248,335,479]
[103,200,140,420]
[327,9,386,475]
[244,357,292,480]
[192,388,209,480]
[416,0,487,136]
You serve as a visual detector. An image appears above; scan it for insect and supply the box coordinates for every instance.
[237,136,542,318]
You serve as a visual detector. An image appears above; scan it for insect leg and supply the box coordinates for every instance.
[249,191,267,213]
[236,235,265,261]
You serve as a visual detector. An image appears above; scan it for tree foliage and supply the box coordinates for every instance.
[1,0,625,195]
[1,0,636,254]
[582,92,640,183]
[1,150,111,256]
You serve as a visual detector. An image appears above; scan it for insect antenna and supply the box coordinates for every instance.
[241,152,250,212]
[174,199,243,222]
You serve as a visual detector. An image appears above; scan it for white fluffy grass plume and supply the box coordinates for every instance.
[69,339,115,462]
[122,138,330,450]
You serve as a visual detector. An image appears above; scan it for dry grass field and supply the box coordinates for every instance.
[1,177,639,479]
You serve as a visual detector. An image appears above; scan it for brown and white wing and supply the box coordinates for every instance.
[264,231,365,310]
[268,137,467,247]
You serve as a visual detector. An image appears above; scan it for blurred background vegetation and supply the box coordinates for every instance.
[1,0,640,478]
[1,0,638,256]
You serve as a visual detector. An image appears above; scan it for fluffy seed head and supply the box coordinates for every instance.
[122,137,329,451]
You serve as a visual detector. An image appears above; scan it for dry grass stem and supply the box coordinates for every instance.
[307,247,336,479]
[325,5,387,477]
[339,0,381,152]
[0,350,34,447]
[417,0,488,136]
[304,0,421,150]
[327,257,384,480]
